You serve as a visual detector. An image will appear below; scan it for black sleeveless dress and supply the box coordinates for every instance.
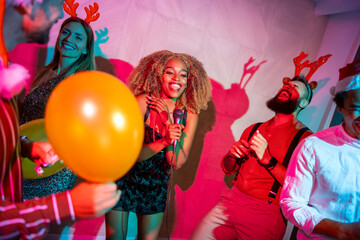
[20,74,77,200]
[114,109,187,214]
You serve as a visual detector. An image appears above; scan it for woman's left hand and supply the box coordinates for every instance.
[146,95,172,125]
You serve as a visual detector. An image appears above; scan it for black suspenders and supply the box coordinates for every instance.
[267,127,309,204]
[231,122,309,204]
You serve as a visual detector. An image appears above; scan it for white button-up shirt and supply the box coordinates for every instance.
[280,124,360,240]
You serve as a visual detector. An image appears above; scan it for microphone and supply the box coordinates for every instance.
[173,109,183,151]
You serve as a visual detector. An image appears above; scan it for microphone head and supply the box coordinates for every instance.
[173,109,183,124]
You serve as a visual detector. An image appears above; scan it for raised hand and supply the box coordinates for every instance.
[228,139,251,159]
[249,131,271,165]
[146,95,172,125]
[163,123,184,145]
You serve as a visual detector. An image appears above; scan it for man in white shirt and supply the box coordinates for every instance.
[280,59,360,240]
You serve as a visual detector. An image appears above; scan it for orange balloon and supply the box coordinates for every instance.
[45,71,144,182]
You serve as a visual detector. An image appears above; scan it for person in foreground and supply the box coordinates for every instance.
[19,0,98,200]
[280,59,360,240]
[0,1,120,239]
[105,50,212,240]
[190,52,331,240]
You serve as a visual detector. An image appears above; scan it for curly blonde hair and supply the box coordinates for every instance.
[128,50,212,114]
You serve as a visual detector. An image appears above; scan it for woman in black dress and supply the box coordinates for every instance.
[105,50,212,239]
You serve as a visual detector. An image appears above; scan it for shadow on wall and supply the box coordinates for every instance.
[92,27,135,83]
[93,27,135,83]
[160,57,267,238]
[174,96,217,190]
[95,56,134,83]
[94,28,109,59]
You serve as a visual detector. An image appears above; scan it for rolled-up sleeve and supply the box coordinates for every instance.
[280,139,325,236]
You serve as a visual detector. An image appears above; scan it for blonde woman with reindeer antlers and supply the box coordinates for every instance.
[105,50,212,240]
[20,0,98,200]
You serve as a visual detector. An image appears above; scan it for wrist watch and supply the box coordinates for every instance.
[265,157,278,170]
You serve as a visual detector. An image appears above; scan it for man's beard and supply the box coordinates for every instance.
[266,95,299,115]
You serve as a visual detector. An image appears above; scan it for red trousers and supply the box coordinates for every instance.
[190,187,286,240]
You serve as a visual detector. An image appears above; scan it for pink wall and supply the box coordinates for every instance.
[301,10,360,132]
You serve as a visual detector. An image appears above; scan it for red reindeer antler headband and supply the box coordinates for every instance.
[63,0,100,24]
[287,51,332,90]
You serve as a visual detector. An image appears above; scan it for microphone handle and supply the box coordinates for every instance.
[173,139,177,151]
[173,115,181,152]
[172,108,184,154]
